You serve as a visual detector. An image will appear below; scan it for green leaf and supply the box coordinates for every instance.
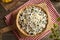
[51,28,54,33]
[56,17,60,22]
[49,34,53,38]
[54,24,58,28]
[54,38,60,40]
[49,17,60,40]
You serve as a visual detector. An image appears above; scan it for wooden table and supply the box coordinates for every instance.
[0,0,60,40]
[0,0,28,40]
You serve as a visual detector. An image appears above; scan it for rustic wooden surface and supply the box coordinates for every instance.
[0,0,28,40]
[0,0,60,40]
